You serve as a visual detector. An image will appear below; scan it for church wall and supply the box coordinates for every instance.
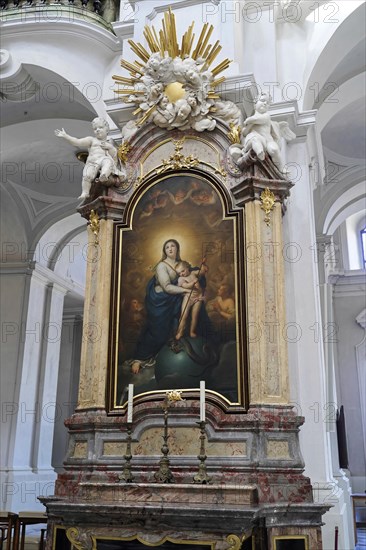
[52,313,83,472]
[333,287,366,486]
[283,138,355,548]
[0,1,364,549]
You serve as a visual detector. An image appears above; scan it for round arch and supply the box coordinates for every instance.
[323,182,366,235]
[303,1,366,110]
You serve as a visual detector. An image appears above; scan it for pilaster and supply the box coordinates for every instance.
[231,163,293,405]
[1,262,69,511]
[76,195,126,410]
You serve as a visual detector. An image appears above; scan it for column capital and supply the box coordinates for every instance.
[231,155,294,208]
[0,260,35,275]
[77,190,128,222]
[315,233,332,246]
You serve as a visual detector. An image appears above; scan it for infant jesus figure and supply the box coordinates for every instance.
[175,260,207,340]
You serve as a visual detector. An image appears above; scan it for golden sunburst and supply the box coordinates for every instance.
[112,8,231,127]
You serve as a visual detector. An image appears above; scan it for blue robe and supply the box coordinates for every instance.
[134,277,182,361]
[134,272,213,362]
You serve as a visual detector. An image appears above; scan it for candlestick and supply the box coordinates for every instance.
[200,380,205,422]
[154,392,181,484]
[193,421,211,484]
[119,423,134,483]
[127,383,134,423]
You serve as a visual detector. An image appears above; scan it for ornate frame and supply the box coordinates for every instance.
[272,535,309,550]
[107,168,249,414]
[54,526,256,550]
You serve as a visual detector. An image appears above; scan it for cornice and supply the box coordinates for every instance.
[0,261,34,275]
[34,263,85,296]
[329,269,366,297]
[329,269,366,283]
[0,260,84,297]
[356,309,366,329]
[112,20,135,41]
[1,16,120,52]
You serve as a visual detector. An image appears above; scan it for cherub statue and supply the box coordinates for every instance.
[151,95,175,128]
[55,117,126,200]
[230,93,295,170]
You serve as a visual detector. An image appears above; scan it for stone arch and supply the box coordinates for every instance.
[323,182,366,235]
[303,2,366,110]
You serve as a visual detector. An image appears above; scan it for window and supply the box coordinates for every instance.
[361,226,366,269]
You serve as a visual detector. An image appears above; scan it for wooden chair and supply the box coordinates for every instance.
[0,512,18,550]
[12,512,47,550]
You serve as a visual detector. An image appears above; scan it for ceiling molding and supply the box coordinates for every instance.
[356,309,366,330]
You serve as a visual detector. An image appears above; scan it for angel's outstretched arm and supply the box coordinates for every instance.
[55,129,93,148]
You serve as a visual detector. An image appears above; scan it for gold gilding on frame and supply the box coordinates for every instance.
[272,535,309,550]
[109,171,246,413]
[66,528,89,550]
[91,534,215,549]
[260,188,276,226]
[226,532,255,550]
[89,210,100,245]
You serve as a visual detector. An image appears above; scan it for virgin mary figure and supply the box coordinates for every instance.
[130,239,190,374]
[130,237,214,371]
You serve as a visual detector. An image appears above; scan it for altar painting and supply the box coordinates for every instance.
[113,174,245,408]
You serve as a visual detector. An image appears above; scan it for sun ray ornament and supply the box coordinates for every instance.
[113,8,242,138]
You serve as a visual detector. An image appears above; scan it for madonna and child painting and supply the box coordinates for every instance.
[113,174,246,408]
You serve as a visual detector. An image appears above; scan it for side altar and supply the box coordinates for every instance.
[42,10,330,550]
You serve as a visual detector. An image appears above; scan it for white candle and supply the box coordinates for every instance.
[200,380,205,422]
[127,383,134,423]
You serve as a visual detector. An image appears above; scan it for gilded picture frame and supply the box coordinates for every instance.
[108,171,248,413]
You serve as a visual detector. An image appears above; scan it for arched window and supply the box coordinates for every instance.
[361,226,366,269]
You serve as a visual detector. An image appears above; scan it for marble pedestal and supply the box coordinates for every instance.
[41,404,330,550]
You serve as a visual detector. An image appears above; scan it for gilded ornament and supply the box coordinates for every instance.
[228,122,242,145]
[164,82,186,103]
[156,139,199,174]
[213,165,227,178]
[166,390,183,403]
[117,141,131,163]
[89,210,100,245]
[66,528,89,550]
[225,534,242,550]
[260,188,275,226]
[225,533,253,550]
[136,137,226,184]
